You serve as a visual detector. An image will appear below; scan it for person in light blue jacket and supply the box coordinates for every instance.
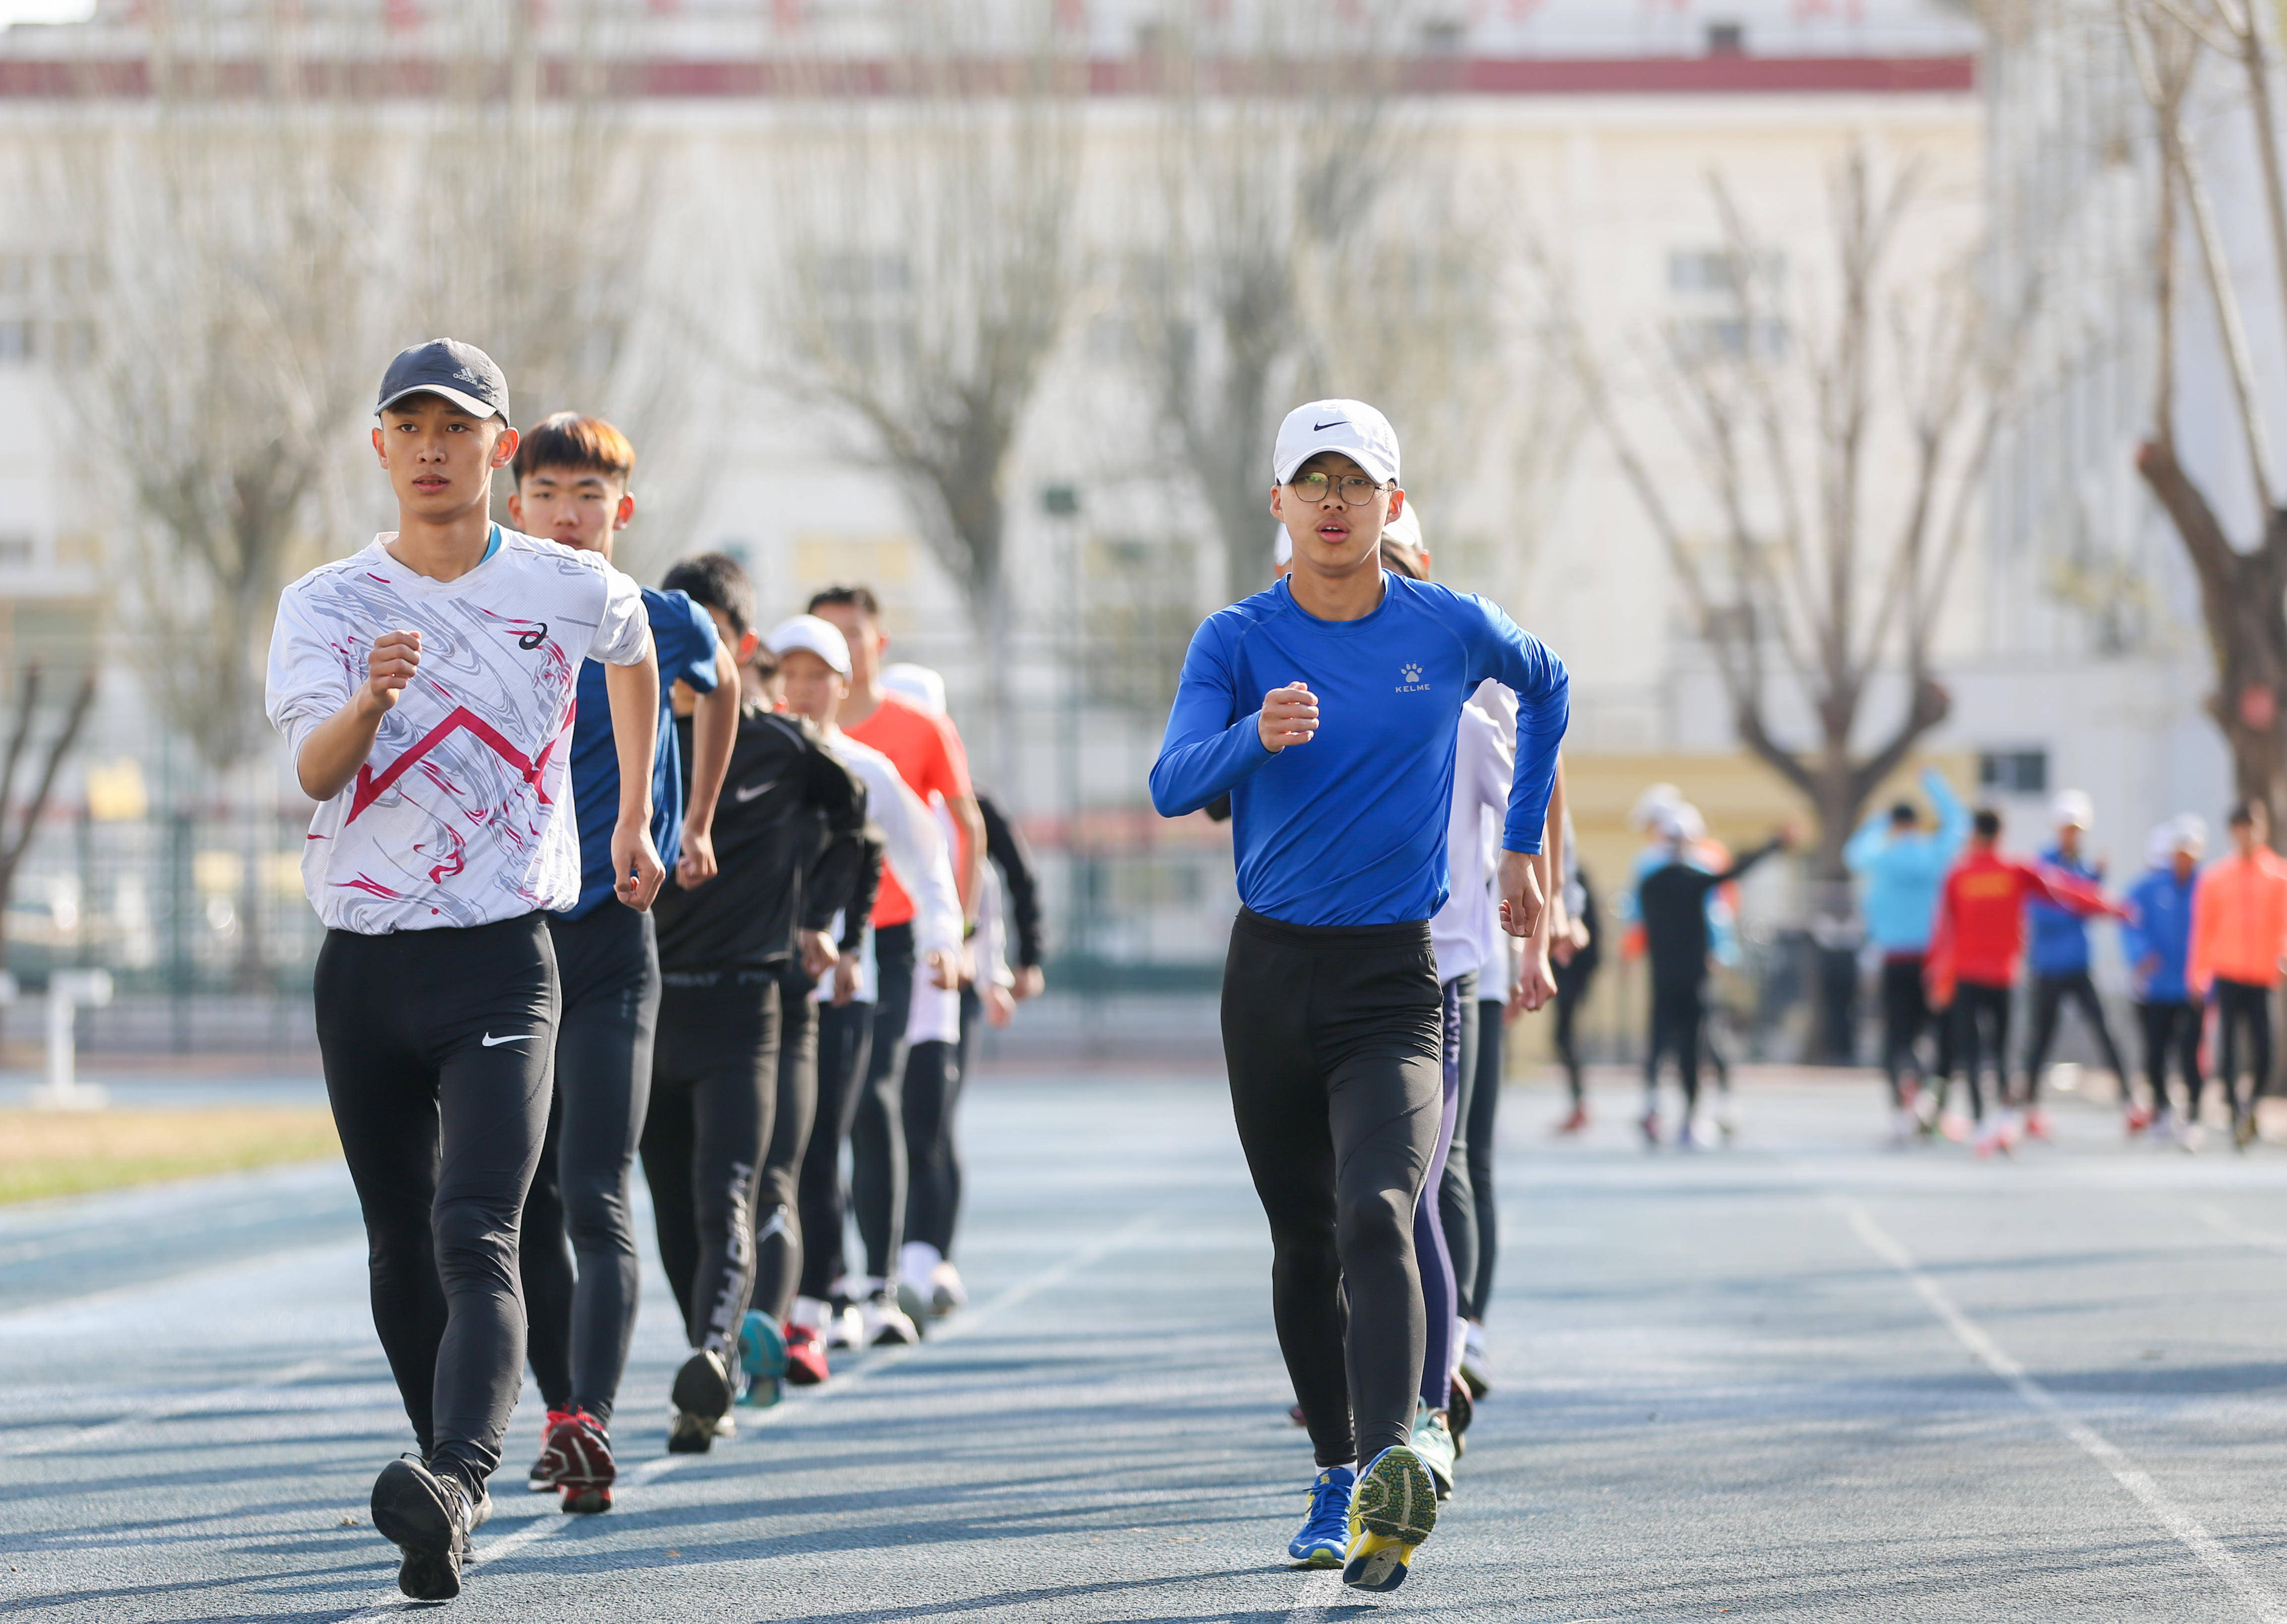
[1844,767,1969,1130]
[2122,817,2206,1144]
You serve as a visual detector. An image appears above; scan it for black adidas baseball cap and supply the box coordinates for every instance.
[375,338,511,427]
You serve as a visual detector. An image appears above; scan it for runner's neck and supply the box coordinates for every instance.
[839,682,884,730]
[386,514,498,584]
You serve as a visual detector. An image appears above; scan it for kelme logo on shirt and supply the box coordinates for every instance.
[1397,661,1429,694]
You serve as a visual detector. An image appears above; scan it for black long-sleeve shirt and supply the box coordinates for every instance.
[1639,837,1783,991]
[977,792,1044,969]
[654,703,881,975]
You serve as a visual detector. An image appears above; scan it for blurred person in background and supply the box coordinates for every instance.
[1926,809,2120,1156]
[506,414,737,1513]
[809,588,983,1339]
[1636,817,1792,1149]
[641,557,877,1452]
[1618,791,1743,1137]
[1844,766,1968,1143]
[2189,800,2287,1148]
[1549,843,1601,1137]
[2018,791,2135,1139]
[768,615,964,1362]
[2124,816,2207,1149]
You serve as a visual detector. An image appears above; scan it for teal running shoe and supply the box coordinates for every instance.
[737,1310,787,1407]
[1286,1464,1354,1567]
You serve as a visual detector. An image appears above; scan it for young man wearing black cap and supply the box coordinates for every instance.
[266,339,664,1601]
[1150,399,1568,1593]
[503,414,738,1512]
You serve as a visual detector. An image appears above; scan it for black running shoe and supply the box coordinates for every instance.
[370,1456,488,1601]
[668,1348,734,1454]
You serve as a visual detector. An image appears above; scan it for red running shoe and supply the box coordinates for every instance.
[784,1322,830,1386]
[527,1409,574,1493]
[2124,1103,2154,1136]
[1552,1105,1589,1136]
[2024,1109,2053,1142]
[548,1409,615,1514]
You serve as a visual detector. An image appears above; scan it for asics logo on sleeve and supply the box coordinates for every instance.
[1397,662,1428,693]
[517,622,548,651]
[481,1031,533,1047]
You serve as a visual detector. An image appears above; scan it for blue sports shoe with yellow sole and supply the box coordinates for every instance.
[1343,1444,1437,1591]
[1287,1464,1355,1567]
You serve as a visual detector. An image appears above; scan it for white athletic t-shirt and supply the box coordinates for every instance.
[265,530,651,933]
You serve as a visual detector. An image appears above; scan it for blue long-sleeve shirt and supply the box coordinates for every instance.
[1843,767,1968,954]
[2026,844,2106,976]
[1149,573,1568,926]
[2121,865,2197,1002]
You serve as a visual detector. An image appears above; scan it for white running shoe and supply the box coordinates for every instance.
[899,1241,943,1296]
[1889,1107,1917,1145]
[928,1259,969,1315]
[825,1302,867,1350]
[859,1293,921,1347]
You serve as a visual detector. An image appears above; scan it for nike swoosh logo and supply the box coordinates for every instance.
[733,776,781,804]
[481,1032,532,1047]
[1313,419,1344,431]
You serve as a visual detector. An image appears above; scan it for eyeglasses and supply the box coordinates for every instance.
[1289,470,1390,507]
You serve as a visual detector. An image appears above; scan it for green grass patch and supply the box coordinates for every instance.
[0,1107,339,1204]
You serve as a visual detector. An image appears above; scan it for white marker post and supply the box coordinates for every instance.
[30,969,111,1111]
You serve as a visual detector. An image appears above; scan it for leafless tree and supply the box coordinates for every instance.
[760,6,1088,771]
[0,667,99,975]
[2117,0,2287,827]
[1544,147,2023,881]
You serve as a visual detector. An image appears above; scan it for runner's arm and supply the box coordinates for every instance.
[677,641,740,887]
[1469,600,1570,857]
[601,642,665,911]
[979,793,1046,971]
[1149,619,1282,816]
[289,630,422,801]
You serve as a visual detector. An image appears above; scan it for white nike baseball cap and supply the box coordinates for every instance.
[765,614,851,677]
[1272,528,1292,567]
[2052,789,2094,830]
[1273,398,1401,487]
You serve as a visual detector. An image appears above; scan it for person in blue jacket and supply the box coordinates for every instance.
[1844,766,1968,1136]
[2122,816,2207,1146]
[2019,790,2133,1135]
[1150,399,1567,1592]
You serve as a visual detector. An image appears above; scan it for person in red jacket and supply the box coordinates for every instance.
[1927,808,2121,1152]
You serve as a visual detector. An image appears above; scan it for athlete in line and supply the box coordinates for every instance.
[2188,800,2287,1147]
[1926,809,2120,1155]
[1843,767,1968,1141]
[642,557,880,1449]
[266,340,662,1600]
[1151,400,1568,1592]
[1548,842,1601,1137]
[506,414,737,1512]
[2124,817,2205,1147]
[2018,792,2136,1137]
[771,614,966,1359]
[808,588,982,1332]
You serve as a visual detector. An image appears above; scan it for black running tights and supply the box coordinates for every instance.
[2215,978,2273,1117]
[1645,982,1705,1114]
[315,915,557,1493]
[851,923,916,1284]
[750,964,820,1327]
[2023,970,2130,1103]
[1223,909,1442,1470]
[640,975,779,1357]
[902,1031,964,1259]
[1946,980,2011,1121]
[797,995,877,1300]
[521,906,658,1426]
[2136,999,2203,1119]
[1468,995,1504,1322]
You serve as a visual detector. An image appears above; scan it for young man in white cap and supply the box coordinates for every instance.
[2019,790,2135,1137]
[1150,399,1569,1592]
[265,339,662,1600]
[768,614,965,1356]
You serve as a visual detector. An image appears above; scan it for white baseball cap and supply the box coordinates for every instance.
[765,614,850,678]
[1383,502,1424,556]
[881,661,947,716]
[2052,789,2094,830]
[1273,528,1292,567]
[1273,398,1401,487]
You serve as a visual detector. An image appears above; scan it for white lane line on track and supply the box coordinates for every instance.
[2194,1202,2287,1252]
[337,1212,1164,1620]
[1,1356,340,1458]
[1838,1197,2287,1624]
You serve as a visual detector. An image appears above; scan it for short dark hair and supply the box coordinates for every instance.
[748,644,781,683]
[662,552,756,638]
[1378,537,1425,581]
[1973,808,2002,840]
[807,584,882,620]
[512,411,636,486]
[2231,798,2266,828]
[1889,802,1917,825]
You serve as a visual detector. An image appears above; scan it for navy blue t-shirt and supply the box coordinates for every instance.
[560,586,721,919]
[1149,573,1568,927]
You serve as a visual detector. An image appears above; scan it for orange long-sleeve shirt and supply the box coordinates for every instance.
[2189,848,2287,993]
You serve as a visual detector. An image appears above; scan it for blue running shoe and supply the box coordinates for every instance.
[1343,1445,1437,1591]
[1286,1465,1354,1568]
[737,1310,787,1407]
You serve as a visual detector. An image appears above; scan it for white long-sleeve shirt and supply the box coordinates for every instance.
[822,730,962,1004]
[1431,698,1514,985]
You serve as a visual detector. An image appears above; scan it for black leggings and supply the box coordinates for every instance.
[2023,970,2129,1103]
[1223,909,1442,1470]
[1468,996,1504,1321]
[1946,980,2011,1121]
[2136,999,2203,1119]
[902,1033,964,1259]
[640,974,780,1357]
[1433,976,1478,1349]
[1552,958,1593,1105]
[1879,955,1934,1106]
[797,995,877,1301]
[315,914,558,1492]
[1645,981,1705,1113]
[521,906,658,1426]
[852,923,916,1284]
[1416,975,1470,1411]
[2215,979,2274,1117]
[751,964,820,1327]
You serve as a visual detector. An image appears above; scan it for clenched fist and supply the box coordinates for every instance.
[1259,682,1319,753]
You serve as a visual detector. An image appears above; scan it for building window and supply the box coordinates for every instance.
[0,537,32,568]
[0,322,32,364]
[1707,22,1747,56]
[1669,248,1785,296]
[1979,749,2049,796]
